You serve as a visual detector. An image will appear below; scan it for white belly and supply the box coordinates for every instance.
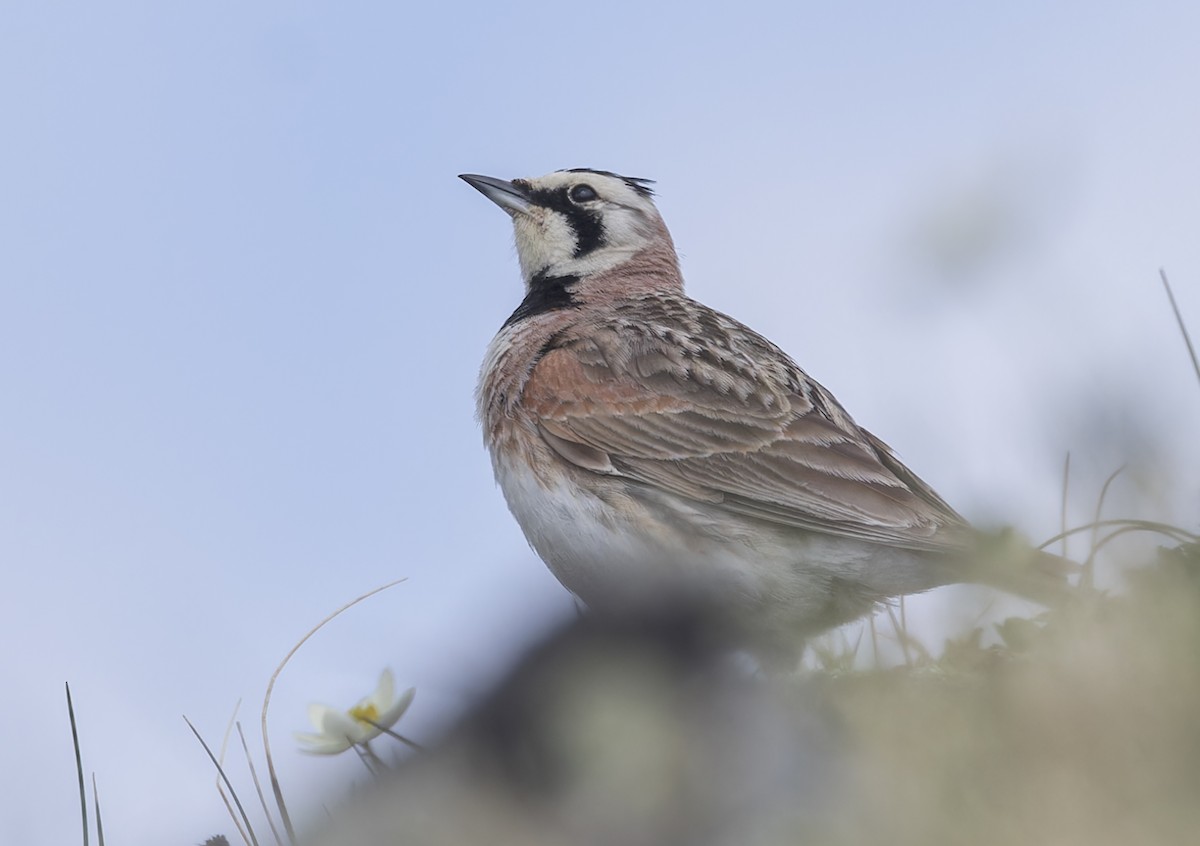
[494,454,809,616]
[496,456,685,601]
[492,451,941,639]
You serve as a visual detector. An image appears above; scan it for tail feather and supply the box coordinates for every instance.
[965,529,1080,606]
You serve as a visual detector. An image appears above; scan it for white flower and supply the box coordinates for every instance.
[294,668,415,755]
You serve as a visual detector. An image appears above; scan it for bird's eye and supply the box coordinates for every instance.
[569,184,598,203]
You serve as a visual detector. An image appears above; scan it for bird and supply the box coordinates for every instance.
[461,168,1070,664]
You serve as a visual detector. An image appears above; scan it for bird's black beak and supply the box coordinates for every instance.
[459,173,531,215]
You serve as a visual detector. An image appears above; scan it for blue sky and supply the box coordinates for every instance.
[3,2,1199,841]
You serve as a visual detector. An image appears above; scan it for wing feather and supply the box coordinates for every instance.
[522,298,968,552]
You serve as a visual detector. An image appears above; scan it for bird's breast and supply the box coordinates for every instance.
[487,438,790,616]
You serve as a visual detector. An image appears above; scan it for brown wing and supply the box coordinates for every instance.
[522,297,969,553]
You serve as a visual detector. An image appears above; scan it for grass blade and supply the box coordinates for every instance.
[1040,518,1198,551]
[1083,465,1126,590]
[261,578,407,843]
[1060,453,1071,559]
[1160,269,1200,390]
[186,715,260,846]
[65,683,89,846]
[215,701,253,846]
[92,774,105,846]
[238,721,285,846]
[360,718,426,753]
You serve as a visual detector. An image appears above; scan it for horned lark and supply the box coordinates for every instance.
[462,168,1067,661]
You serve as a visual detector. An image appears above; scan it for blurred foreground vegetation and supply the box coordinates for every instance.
[301,541,1200,846]
[814,542,1200,846]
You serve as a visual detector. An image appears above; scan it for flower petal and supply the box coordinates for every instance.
[372,686,416,732]
[307,703,337,731]
[319,707,369,745]
[367,672,396,710]
[294,731,355,755]
[297,672,410,755]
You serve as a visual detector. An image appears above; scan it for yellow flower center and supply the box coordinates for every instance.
[348,703,379,727]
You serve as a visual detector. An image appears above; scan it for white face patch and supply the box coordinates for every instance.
[508,170,664,282]
[512,211,579,280]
